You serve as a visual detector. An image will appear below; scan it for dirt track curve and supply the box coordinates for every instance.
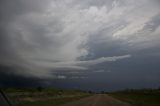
[59,94,130,106]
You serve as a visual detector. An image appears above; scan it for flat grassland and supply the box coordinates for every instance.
[109,89,160,106]
[2,88,91,106]
[2,88,160,106]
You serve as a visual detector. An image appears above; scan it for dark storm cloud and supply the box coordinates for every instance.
[0,0,131,77]
[0,66,43,87]
[0,0,160,90]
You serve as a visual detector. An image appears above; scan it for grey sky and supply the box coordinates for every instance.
[0,0,160,91]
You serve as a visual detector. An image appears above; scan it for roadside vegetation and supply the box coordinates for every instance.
[109,88,160,106]
[2,87,160,106]
[1,87,92,106]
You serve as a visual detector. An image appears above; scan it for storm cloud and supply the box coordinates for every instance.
[0,0,160,90]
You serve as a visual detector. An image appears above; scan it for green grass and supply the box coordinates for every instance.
[2,88,92,106]
[109,89,160,106]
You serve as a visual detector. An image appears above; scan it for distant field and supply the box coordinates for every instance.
[109,89,160,106]
[1,88,91,106]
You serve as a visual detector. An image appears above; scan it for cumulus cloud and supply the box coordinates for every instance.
[0,0,160,78]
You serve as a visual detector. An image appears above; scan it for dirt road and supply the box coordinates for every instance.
[59,94,130,106]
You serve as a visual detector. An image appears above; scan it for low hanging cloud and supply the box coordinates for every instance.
[69,76,88,79]
[33,54,131,70]
[94,70,105,73]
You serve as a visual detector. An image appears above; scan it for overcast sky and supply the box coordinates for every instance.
[0,0,160,91]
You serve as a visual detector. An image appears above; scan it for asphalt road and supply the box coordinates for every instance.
[60,94,130,106]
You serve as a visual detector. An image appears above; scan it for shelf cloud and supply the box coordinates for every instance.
[0,0,160,89]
